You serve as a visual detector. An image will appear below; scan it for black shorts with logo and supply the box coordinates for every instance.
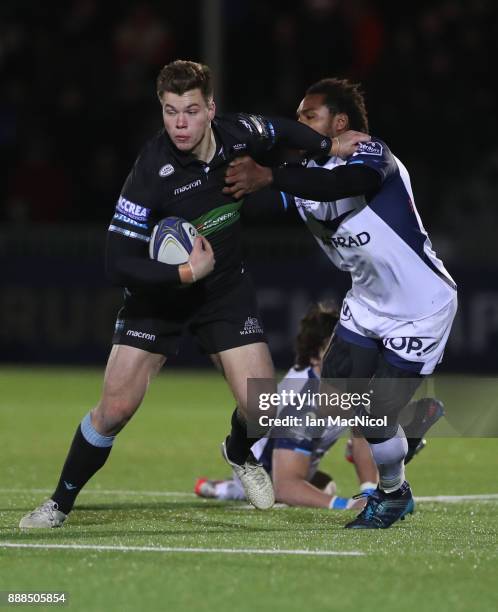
[112,271,267,356]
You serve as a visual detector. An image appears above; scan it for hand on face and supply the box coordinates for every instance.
[297,93,370,159]
[331,130,371,159]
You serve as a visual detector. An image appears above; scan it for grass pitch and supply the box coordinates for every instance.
[0,367,497,611]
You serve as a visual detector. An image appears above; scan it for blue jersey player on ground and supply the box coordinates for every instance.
[223,78,457,529]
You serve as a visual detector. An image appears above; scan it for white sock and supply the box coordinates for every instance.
[215,479,246,500]
[369,426,408,493]
[360,481,377,492]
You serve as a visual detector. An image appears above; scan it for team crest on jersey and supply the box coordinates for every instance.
[159,164,175,177]
[240,317,263,335]
[357,141,383,156]
[296,198,325,213]
[231,143,247,153]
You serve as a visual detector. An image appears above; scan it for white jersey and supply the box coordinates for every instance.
[251,366,345,479]
[294,140,456,321]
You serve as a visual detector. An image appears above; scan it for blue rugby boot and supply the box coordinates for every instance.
[345,481,415,529]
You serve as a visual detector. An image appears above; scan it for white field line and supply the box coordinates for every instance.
[1,488,498,503]
[0,542,364,557]
[234,494,498,511]
[415,494,498,503]
[0,488,194,498]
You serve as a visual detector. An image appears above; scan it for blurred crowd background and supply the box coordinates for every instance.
[1,0,497,369]
[2,0,497,256]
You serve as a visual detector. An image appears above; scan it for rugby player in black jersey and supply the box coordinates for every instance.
[19,61,368,528]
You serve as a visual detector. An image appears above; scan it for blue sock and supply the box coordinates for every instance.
[51,413,115,514]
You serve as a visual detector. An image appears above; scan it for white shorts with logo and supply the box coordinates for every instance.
[338,293,458,375]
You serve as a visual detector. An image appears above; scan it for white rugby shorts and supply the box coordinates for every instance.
[338,293,458,375]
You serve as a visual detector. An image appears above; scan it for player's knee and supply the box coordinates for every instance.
[356,405,399,440]
[321,336,352,379]
[362,425,399,442]
[93,396,139,435]
[366,429,408,462]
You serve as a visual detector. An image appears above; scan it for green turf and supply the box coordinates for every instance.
[0,368,497,612]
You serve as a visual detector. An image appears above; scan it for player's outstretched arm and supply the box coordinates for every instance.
[245,116,369,158]
[272,448,334,508]
[350,434,378,485]
[272,448,366,510]
[272,163,381,201]
[224,156,381,201]
[237,114,369,161]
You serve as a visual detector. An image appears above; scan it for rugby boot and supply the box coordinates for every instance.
[221,439,274,510]
[345,481,415,529]
[19,499,67,529]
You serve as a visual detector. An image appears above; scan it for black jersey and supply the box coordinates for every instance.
[106,114,331,296]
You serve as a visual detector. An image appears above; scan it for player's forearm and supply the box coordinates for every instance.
[106,234,183,287]
[106,255,184,287]
[272,164,381,201]
[274,477,332,508]
[351,435,378,485]
[269,117,331,158]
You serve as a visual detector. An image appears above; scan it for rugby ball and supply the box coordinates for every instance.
[149,216,198,264]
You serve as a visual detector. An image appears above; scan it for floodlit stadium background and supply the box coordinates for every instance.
[1,0,497,371]
[1,5,498,610]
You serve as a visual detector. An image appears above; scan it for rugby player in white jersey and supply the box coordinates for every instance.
[223,78,457,528]
[196,302,378,509]
[195,302,444,511]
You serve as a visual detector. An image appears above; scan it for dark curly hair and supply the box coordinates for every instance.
[306,78,369,133]
[294,301,339,370]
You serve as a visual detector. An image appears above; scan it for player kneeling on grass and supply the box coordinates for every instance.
[195,303,444,510]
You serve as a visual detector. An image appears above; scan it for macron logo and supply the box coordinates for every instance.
[126,330,156,341]
[64,481,77,491]
[174,179,202,196]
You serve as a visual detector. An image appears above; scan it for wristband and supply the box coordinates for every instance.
[179,262,196,284]
[332,136,341,158]
[329,495,349,510]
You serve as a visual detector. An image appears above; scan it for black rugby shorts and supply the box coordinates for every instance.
[112,272,267,356]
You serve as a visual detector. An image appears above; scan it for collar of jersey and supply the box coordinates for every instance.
[162,124,226,168]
